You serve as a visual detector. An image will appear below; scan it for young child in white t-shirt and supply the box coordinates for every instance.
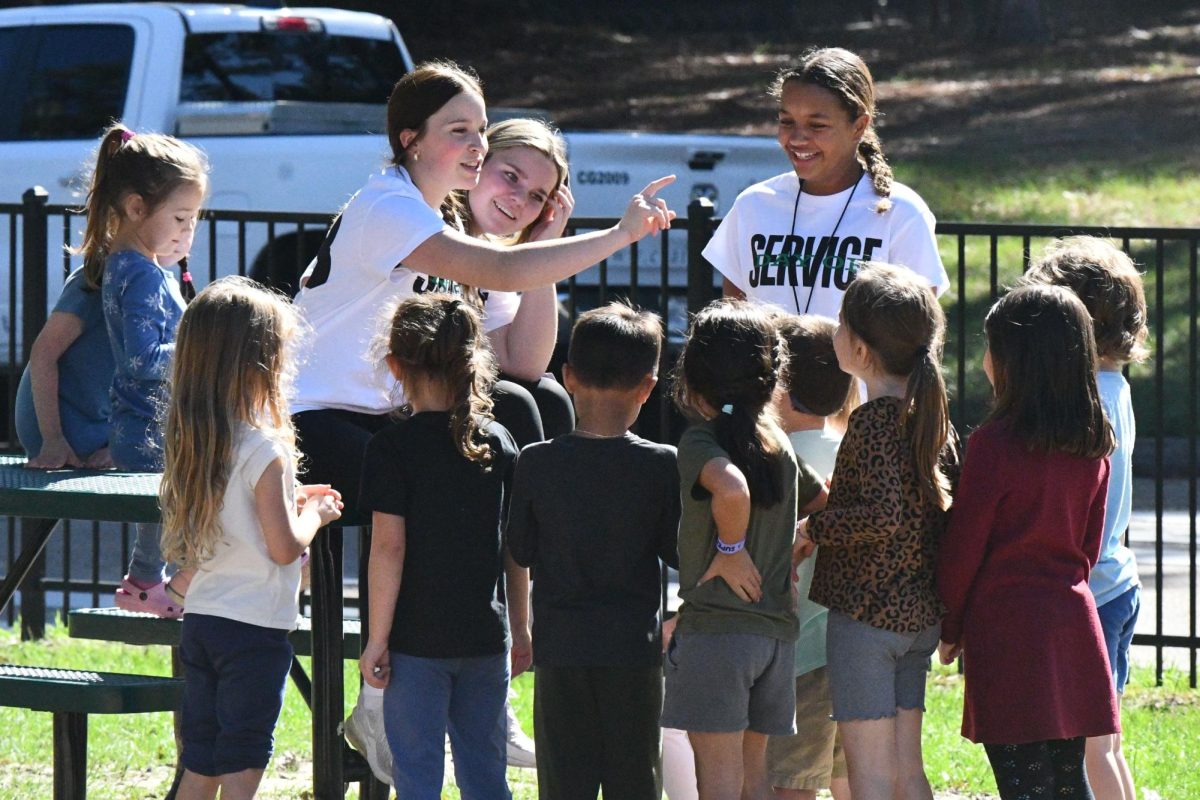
[159,277,343,798]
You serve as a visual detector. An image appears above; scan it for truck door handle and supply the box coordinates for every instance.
[688,150,726,171]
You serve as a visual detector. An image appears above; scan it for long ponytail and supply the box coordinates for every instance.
[382,294,498,468]
[74,123,209,289]
[78,126,130,288]
[842,263,953,510]
[904,347,952,510]
[673,299,786,507]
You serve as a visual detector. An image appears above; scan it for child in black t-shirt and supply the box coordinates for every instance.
[358,294,524,797]
[507,302,681,800]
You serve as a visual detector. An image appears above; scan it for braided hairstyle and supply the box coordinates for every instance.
[771,47,893,213]
[673,299,788,507]
[383,293,498,468]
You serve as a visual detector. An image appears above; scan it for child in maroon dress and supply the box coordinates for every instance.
[937,284,1118,800]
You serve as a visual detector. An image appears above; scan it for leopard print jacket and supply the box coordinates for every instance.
[808,396,960,634]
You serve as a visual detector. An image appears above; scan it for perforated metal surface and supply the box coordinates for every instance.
[0,664,183,714]
[0,456,160,522]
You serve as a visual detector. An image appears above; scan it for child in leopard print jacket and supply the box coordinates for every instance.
[796,263,959,800]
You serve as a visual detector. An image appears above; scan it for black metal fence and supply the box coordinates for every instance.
[2,190,1197,686]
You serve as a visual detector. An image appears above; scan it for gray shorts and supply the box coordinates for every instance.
[661,631,796,735]
[826,611,939,721]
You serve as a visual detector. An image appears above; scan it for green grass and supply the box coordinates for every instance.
[899,159,1200,229]
[891,159,1200,438]
[1,625,1197,798]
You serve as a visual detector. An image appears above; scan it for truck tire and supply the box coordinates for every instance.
[248,230,327,298]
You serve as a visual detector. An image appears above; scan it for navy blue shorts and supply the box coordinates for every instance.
[179,613,293,776]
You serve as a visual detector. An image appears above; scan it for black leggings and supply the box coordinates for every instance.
[492,374,575,448]
[984,737,1093,800]
[293,408,392,525]
[294,375,573,517]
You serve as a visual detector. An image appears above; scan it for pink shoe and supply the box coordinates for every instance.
[114,576,184,619]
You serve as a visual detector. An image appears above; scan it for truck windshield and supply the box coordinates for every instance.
[181,32,405,104]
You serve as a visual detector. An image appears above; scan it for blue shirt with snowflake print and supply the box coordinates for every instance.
[102,250,184,469]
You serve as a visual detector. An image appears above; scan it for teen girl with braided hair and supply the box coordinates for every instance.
[705,47,949,318]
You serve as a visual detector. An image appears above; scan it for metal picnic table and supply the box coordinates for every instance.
[0,454,362,798]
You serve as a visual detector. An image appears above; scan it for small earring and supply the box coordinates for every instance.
[410,148,420,163]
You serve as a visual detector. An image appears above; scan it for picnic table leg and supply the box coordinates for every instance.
[20,518,52,640]
[51,710,87,800]
[311,525,344,798]
[0,517,57,634]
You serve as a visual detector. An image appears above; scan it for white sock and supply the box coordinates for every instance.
[360,683,384,712]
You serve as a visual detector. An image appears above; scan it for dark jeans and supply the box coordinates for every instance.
[179,614,293,776]
[984,737,1094,800]
[534,665,663,800]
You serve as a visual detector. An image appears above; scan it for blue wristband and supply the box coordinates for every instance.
[715,537,745,555]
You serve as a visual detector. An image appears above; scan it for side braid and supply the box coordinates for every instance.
[858,129,893,214]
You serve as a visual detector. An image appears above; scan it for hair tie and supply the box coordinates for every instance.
[916,344,930,359]
[180,269,192,284]
[120,129,136,143]
[721,403,734,415]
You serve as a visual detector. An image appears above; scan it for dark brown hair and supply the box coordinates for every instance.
[568,301,663,390]
[386,61,483,169]
[1020,236,1150,366]
[777,314,853,417]
[771,47,891,213]
[77,124,209,288]
[984,284,1115,459]
[672,299,787,507]
[385,293,498,468]
[841,263,953,509]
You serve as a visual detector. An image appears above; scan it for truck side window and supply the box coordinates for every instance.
[9,24,134,142]
[181,33,405,105]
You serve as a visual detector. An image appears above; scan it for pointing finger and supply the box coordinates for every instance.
[640,175,676,198]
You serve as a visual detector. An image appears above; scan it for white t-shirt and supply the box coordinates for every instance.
[185,425,302,630]
[481,289,521,333]
[703,171,949,319]
[292,166,451,414]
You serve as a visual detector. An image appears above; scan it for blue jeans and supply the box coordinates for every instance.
[1096,584,1140,693]
[111,412,167,585]
[383,651,511,799]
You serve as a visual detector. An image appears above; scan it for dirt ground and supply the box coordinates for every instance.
[403,9,1200,171]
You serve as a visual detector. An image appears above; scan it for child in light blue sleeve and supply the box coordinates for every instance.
[78,123,208,617]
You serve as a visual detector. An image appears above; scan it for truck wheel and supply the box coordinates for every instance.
[249,230,326,298]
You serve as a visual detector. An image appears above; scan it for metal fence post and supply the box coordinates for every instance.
[686,197,716,316]
[20,186,50,640]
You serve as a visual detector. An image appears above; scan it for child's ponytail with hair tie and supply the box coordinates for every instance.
[178,257,196,303]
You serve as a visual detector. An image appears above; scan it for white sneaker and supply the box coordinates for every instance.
[505,703,537,769]
[345,697,394,785]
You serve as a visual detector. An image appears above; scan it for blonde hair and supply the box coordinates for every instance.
[160,276,303,568]
[841,263,953,510]
[463,118,569,244]
[385,294,498,467]
[771,47,892,214]
[1020,236,1150,366]
[77,124,209,288]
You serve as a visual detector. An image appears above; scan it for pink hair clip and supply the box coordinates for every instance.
[120,129,136,143]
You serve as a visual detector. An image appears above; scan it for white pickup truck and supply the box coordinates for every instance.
[0,2,784,348]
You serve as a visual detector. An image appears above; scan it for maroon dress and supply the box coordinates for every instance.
[937,420,1119,744]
